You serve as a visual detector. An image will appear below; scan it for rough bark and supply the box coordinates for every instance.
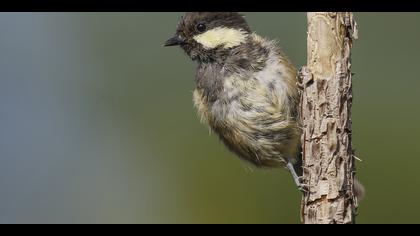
[299,12,358,224]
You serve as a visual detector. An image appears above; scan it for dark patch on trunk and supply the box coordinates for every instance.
[195,62,226,103]
[237,58,251,70]
[228,93,241,102]
[254,106,266,113]
[238,99,253,111]
[228,39,269,72]
[268,81,276,92]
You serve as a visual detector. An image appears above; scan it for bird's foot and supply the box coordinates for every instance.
[286,162,308,194]
[297,183,309,193]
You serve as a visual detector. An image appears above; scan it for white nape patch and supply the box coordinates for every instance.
[193,27,248,50]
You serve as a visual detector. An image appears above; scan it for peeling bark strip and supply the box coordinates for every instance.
[300,12,358,224]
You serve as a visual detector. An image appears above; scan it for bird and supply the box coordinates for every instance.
[164,12,305,191]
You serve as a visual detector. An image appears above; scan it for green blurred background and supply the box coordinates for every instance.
[0,12,419,224]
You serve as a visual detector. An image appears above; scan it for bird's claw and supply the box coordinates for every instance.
[297,183,309,193]
[286,162,309,194]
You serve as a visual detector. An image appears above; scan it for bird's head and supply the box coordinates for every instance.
[164,12,251,62]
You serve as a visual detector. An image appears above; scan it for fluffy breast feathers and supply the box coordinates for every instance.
[192,33,300,167]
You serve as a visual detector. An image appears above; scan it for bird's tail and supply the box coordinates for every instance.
[354,178,365,201]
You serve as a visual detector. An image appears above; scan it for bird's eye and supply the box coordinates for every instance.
[196,23,207,33]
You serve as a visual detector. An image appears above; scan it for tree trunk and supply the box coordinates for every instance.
[299,12,359,224]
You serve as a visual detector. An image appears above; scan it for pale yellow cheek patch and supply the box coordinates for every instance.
[193,27,248,49]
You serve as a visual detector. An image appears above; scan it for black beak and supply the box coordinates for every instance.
[163,35,184,47]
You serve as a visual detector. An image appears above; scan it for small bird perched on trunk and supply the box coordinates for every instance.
[164,12,305,191]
